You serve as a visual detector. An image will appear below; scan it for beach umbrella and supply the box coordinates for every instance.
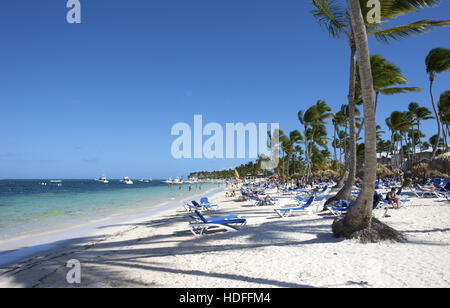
[405,161,448,179]
[430,152,450,176]
[376,164,394,178]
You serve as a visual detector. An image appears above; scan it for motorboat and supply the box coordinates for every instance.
[95,175,109,183]
[172,178,183,184]
[121,176,134,185]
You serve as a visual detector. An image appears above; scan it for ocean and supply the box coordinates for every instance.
[0,179,218,240]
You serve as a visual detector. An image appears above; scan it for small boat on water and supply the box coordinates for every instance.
[120,176,134,185]
[172,178,184,184]
[95,175,109,183]
[38,181,47,186]
[138,179,150,183]
[50,180,62,183]
[162,178,173,184]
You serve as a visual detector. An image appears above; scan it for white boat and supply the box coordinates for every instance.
[162,178,173,184]
[138,179,150,183]
[172,178,183,184]
[186,177,199,184]
[95,175,109,183]
[121,176,134,185]
[50,180,62,183]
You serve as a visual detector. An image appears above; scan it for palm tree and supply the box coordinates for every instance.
[332,0,404,242]
[365,55,421,112]
[391,111,414,165]
[414,105,434,148]
[280,130,303,177]
[438,91,450,150]
[408,102,434,159]
[310,0,448,205]
[298,100,332,182]
[425,47,450,159]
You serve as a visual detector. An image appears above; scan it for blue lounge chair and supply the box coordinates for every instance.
[189,210,247,236]
[183,200,218,212]
[199,197,219,208]
[273,196,314,217]
[326,200,350,216]
[410,185,443,198]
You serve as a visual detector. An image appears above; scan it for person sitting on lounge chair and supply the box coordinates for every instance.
[416,183,437,191]
[256,193,273,202]
[386,188,400,209]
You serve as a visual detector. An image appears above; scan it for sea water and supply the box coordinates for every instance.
[0,179,218,240]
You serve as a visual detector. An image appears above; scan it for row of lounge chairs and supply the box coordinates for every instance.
[185,180,448,237]
[186,188,329,235]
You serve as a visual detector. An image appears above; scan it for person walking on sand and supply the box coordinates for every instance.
[386,188,401,209]
[189,185,192,192]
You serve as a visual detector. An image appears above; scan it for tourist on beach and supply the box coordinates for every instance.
[416,183,437,191]
[189,185,192,192]
[386,188,401,209]
[256,193,272,202]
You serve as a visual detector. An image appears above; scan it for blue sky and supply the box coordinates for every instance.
[0,0,449,179]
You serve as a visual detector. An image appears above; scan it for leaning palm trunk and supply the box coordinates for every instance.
[325,42,357,206]
[332,0,404,243]
[429,76,441,160]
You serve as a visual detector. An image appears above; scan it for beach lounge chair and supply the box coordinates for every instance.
[410,186,443,198]
[183,200,218,212]
[249,194,277,206]
[326,200,350,216]
[313,185,328,196]
[189,210,247,236]
[273,196,314,217]
[200,197,219,208]
[192,200,218,209]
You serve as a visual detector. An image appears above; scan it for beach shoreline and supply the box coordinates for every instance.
[0,185,449,288]
[0,186,221,268]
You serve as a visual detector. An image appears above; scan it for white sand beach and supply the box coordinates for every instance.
[0,186,449,288]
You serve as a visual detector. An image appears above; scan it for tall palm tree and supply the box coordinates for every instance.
[414,104,434,148]
[408,102,434,158]
[298,100,332,182]
[310,0,449,205]
[280,130,303,177]
[425,47,450,159]
[391,110,414,166]
[438,91,450,151]
[333,0,404,242]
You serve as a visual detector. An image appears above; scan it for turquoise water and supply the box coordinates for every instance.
[0,180,218,239]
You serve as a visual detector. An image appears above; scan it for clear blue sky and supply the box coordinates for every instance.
[0,0,449,179]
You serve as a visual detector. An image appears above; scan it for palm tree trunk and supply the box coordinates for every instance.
[374,91,379,113]
[332,0,403,242]
[325,41,357,206]
[429,75,441,160]
[333,124,338,172]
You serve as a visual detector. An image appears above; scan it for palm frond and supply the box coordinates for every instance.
[378,0,442,19]
[310,0,351,39]
[371,19,450,43]
[380,86,422,95]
